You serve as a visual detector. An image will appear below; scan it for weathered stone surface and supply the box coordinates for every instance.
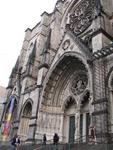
[2,0,113,143]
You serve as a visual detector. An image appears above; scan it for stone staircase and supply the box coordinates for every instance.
[1,143,113,150]
[15,143,113,150]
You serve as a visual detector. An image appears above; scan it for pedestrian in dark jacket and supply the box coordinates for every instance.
[53,133,59,145]
[43,134,47,145]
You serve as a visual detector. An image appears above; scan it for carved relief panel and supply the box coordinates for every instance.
[37,112,61,132]
[70,71,88,96]
[62,39,70,50]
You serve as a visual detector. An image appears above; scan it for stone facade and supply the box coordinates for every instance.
[2,0,113,143]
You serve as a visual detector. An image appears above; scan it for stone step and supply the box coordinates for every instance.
[1,143,113,150]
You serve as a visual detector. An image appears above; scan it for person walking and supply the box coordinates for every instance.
[11,134,20,150]
[53,133,59,145]
[43,134,47,145]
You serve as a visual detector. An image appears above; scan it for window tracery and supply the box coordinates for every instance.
[67,0,96,35]
[71,73,88,95]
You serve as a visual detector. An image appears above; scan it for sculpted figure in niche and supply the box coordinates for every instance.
[76,80,83,89]
[67,13,70,24]
[62,40,70,50]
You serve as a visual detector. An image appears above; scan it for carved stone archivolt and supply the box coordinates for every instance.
[68,0,95,36]
[70,72,88,95]
[110,76,113,87]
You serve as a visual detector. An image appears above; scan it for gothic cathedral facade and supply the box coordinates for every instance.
[2,0,113,143]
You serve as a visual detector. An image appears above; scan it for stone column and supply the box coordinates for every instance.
[83,113,86,142]
[60,114,64,142]
[89,94,94,126]
[75,109,80,142]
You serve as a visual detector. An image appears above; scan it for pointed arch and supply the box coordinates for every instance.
[62,95,77,111]
[40,51,92,108]
[21,99,33,117]
[18,99,33,141]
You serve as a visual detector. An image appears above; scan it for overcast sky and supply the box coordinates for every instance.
[0,0,57,88]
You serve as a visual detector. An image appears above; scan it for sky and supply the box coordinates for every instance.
[0,0,57,88]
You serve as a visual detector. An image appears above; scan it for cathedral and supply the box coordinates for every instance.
[2,0,113,144]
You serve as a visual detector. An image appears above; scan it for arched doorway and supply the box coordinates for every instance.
[63,96,77,143]
[62,91,90,143]
[18,101,32,141]
[39,53,92,143]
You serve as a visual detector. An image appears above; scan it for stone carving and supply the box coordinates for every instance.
[37,113,61,131]
[65,96,75,109]
[62,39,70,50]
[84,34,92,51]
[71,73,88,95]
[68,0,95,36]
